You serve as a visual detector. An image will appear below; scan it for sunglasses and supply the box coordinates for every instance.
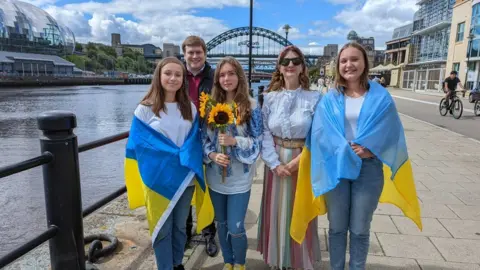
[279,57,303,66]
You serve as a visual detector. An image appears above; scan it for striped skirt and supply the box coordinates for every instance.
[257,145,321,269]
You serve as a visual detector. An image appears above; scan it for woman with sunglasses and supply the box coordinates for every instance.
[258,46,321,269]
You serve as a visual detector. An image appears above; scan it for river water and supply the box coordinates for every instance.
[0,82,268,257]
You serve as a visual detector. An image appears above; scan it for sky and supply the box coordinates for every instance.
[24,0,419,55]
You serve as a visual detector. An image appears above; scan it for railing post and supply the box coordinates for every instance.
[37,111,85,270]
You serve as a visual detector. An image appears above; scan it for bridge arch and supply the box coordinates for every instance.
[206,26,293,53]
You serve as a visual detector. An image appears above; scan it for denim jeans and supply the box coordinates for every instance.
[153,186,194,270]
[325,158,384,270]
[209,189,251,265]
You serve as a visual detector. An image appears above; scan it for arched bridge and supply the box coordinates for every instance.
[180,26,320,73]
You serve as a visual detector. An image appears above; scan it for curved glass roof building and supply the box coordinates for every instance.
[0,0,75,55]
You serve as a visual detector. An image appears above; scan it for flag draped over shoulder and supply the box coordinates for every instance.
[124,115,214,243]
[291,81,422,244]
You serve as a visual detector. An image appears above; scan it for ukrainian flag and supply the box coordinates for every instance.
[125,115,214,243]
[291,81,422,244]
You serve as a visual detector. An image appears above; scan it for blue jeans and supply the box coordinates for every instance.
[153,186,194,270]
[209,189,251,265]
[325,158,384,270]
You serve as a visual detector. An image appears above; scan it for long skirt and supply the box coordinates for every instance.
[257,145,321,269]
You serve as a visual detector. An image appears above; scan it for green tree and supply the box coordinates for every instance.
[75,43,83,52]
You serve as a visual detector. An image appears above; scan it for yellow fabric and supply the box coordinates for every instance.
[290,147,422,244]
[125,158,214,235]
[291,147,326,243]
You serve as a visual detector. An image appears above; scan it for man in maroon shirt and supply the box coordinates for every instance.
[182,36,218,257]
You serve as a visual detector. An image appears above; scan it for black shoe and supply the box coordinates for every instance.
[173,265,185,270]
[205,235,218,257]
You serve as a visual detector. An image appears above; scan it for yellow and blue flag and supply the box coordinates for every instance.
[124,115,214,243]
[291,81,422,244]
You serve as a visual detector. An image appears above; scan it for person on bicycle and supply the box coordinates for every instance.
[444,71,464,105]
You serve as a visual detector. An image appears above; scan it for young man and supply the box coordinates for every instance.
[182,35,218,257]
[444,71,465,104]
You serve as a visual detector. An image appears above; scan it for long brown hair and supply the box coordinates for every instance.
[140,57,193,121]
[267,45,310,92]
[211,56,251,125]
[334,42,370,92]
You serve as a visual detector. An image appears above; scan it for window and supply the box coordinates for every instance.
[453,63,460,72]
[456,22,465,42]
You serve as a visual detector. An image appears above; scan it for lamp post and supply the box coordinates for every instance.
[283,24,291,43]
[248,0,253,88]
[465,29,475,91]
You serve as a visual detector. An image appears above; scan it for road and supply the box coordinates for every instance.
[389,88,480,142]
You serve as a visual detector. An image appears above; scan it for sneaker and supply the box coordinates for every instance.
[233,264,245,270]
[173,265,185,270]
[223,263,234,270]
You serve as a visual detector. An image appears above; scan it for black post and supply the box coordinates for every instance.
[248,0,253,88]
[258,85,265,107]
[37,111,85,270]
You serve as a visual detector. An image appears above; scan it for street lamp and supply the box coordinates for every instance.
[465,28,475,91]
[248,0,253,88]
[283,24,291,43]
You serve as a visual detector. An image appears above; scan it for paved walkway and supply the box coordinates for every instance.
[193,114,480,270]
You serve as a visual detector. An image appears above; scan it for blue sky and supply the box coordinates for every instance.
[27,0,419,54]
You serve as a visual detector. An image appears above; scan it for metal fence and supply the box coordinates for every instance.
[0,111,129,270]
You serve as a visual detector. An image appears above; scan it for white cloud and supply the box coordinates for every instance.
[42,0,247,46]
[276,26,305,40]
[308,26,347,38]
[334,0,418,48]
[299,43,323,55]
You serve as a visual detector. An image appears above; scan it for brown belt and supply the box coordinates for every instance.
[273,136,305,149]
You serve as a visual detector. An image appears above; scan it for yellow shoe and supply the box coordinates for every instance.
[233,265,245,270]
[223,263,233,270]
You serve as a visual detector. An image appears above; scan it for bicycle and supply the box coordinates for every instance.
[439,91,463,119]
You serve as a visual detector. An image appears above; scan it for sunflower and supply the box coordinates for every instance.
[208,103,234,127]
[199,92,210,118]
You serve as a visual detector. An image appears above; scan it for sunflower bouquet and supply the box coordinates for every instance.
[199,92,239,183]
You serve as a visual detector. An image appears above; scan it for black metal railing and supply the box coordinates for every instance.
[0,110,130,270]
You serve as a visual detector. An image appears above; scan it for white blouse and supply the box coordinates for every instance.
[261,87,321,169]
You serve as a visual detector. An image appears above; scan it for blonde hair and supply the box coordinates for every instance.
[334,42,370,92]
[140,57,193,121]
[211,57,251,125]
[267,45,310,92]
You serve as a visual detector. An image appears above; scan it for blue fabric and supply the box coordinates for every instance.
[153,186,195,269]
[209,189,251,265]
[309,81,407,197]
[127,115,205,199]
[325,158,384,270]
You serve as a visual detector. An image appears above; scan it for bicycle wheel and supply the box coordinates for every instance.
[452,99,463,119]
[475,100,480,116]
[439,98,449,116]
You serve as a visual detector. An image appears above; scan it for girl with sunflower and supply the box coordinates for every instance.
[258,46,322,269]
[201,56,263,270]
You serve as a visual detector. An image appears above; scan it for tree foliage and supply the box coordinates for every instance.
[66,42,156,74]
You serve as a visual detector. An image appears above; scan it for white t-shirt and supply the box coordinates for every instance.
[134,102,197,186]
[134,102,197,147]
[344,95,365,142]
